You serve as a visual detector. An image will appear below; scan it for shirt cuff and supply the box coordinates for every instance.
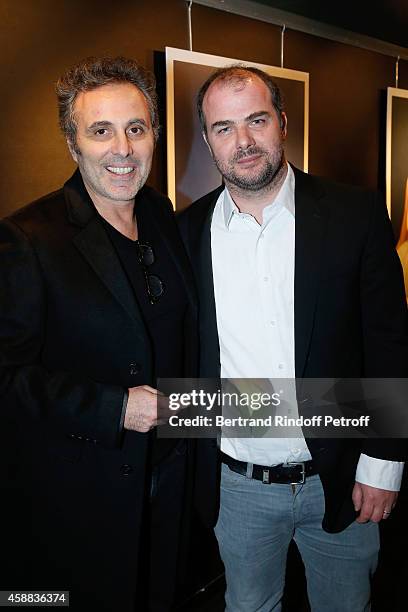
[355,453,404,491]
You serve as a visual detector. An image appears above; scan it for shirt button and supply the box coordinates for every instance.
[121,464,133,477]
[263,277,269,282]
[270,320,276,326]
[278,363,284,370]
[129,363,141,376]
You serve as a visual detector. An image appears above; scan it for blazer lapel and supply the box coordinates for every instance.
[188,188,223,377]
[73,219,145,326]
[64,171,145,328]
[294,168,328,378]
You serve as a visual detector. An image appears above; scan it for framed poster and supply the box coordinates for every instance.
[166,47,309,211]
[386,87,408,243]
[386,87,408,300]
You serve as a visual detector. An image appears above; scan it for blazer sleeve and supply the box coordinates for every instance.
[0,218,126,449]
[359,191,408,461]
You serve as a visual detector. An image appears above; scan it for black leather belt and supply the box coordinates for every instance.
[221,452,318,484]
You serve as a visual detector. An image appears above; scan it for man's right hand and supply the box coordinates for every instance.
[124,385,168,433]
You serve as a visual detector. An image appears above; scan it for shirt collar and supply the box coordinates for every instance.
[222,162,295,229]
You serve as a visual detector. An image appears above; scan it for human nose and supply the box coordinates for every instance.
[235,125,255,150]
[111,131,133,157]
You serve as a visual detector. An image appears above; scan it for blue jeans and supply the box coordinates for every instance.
[215,463,379,612]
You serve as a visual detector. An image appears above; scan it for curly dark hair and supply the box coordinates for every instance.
[56,56,159,147]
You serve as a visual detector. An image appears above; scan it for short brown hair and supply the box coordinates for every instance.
[197,65,285,135]
[56,56,159,146]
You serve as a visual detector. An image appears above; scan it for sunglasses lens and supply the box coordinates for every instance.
[140,245,154,266]
[147,274,164,298]
[137,243,164,303]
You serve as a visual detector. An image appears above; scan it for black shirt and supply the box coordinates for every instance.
[103,210,188,464]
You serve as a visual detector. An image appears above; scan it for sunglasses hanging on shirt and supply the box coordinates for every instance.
[136,242,165,304]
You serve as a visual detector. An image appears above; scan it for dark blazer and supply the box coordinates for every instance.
[178,166,408,533]
[0,170,198,611]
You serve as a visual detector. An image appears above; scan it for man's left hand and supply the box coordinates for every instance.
[352,482,398,523]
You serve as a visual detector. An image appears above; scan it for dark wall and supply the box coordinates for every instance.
[0,0,188,216]
[0,0,407,217]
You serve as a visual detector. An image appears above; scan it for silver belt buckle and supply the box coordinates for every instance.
[287,461,306,484]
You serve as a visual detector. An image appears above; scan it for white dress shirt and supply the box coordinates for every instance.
[210,164,403,490]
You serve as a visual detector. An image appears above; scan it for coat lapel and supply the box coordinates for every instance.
[294,168,328,378]
[187,188,223,377]
[64,171,145,328]
[73,218,145,326]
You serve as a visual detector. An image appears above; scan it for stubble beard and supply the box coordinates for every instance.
[76,150,151,203]
[213,145,285,195]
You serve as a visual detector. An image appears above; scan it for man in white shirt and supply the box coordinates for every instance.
[178,66,407,611]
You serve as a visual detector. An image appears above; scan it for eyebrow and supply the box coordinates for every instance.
[246,111,270,122]
[86,118,149,132]
[210,111,271,131]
